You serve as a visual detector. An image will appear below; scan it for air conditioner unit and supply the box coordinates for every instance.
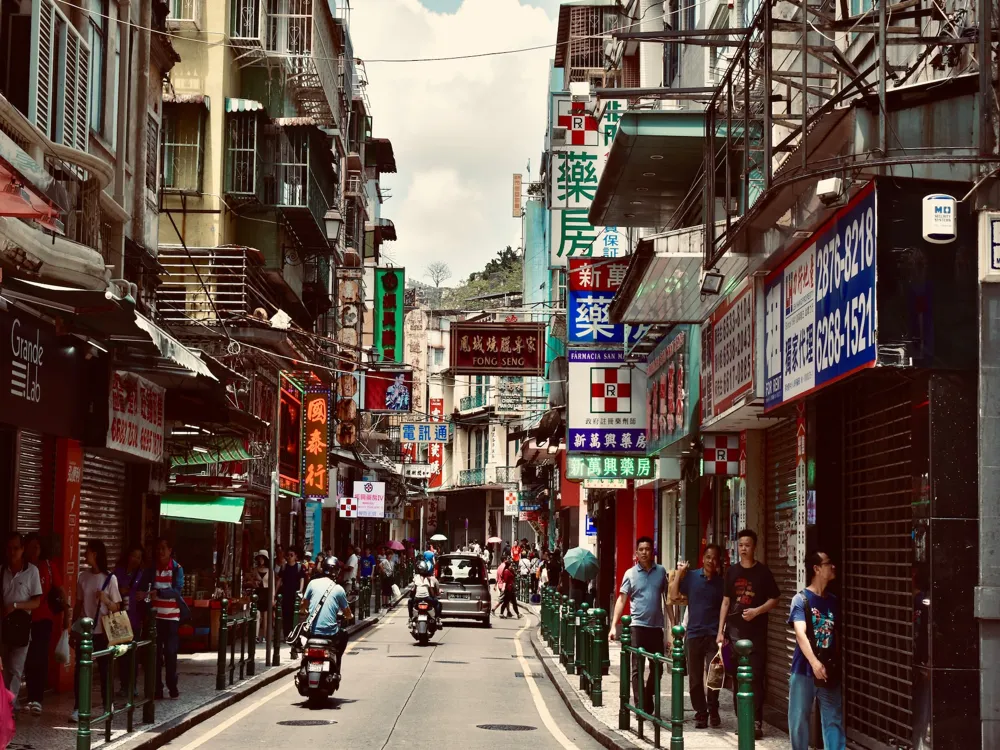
[569,81,591,103]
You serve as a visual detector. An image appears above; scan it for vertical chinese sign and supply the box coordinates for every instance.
[278,374,303,496]
[428,397,444,489]
[550,98,627,264]
[374,268,405,363]
[302,390,329,499]
[567,257,644,345]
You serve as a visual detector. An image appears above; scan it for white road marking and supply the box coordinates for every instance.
[514,612,580,750]
[174,619,380,750]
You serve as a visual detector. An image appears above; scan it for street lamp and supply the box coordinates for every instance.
[324,208,343,242]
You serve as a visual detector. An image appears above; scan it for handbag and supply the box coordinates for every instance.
[102,610,134,646]
[0,567,32,648]
[801,589,841,688]
[706,645,726,691]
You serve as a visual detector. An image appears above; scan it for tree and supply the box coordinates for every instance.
[425,262,452,288]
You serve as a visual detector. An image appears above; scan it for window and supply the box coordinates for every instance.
[87,0,109,136]
[474,429,484,469]
[438,556,486,583]
[146,114,159,191]
[849,0,875,15]
[161,103,206,193]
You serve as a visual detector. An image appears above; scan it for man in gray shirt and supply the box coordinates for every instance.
[610,536,668,715]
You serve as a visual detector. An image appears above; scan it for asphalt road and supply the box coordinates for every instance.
[159,602,604,750]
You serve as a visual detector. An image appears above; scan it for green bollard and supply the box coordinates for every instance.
[671,625,686,750]
[75,618,94,750]
[618,615,632,730]
[217,599,229,690]
[590,608,607,706]
[272,594,282,666]
[293,592,302,629]
[144,609,156,724]
[578,605,591,692]
[248,594,258,677]
[735,640,756,750]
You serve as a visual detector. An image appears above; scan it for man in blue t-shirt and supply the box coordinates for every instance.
[670,543,725,728]
[787,550,845,750]
[359,545,375,579]
[301,558,353,677]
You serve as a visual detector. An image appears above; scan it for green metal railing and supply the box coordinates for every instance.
[577,607,607,705]
[271,593,283,666]
[458,468,485,486]
[460,392,487,411]
[562,599,581,672]
[217,596,258,690]
[356,576,373,619]
[617,617,680,748]
[75,614,157,750]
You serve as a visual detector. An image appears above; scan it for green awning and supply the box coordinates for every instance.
[160,495,246,524]
[170,438,254,467]
[225,98,264,113]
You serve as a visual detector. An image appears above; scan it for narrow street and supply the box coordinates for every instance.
[159,605,602,750]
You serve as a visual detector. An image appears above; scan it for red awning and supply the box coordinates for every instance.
[0,157,59,228]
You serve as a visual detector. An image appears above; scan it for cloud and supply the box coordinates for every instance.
[349,0,558,282]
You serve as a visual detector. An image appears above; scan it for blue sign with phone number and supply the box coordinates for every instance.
[764,184,877,409]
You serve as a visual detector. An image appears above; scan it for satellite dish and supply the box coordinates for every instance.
[548,356,567,408]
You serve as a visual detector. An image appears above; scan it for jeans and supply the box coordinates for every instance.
[686,634,720,717]
[282,597,296,638]
[74,632,110,710]
[788,672,845,750]
[156,620,180,695]
[630,626,664,715]
[25,619,53,703]
[729,636,766,723]
[500,588,520,617]
[0,642,29,699]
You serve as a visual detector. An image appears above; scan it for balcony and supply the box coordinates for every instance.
[459,393,487,412]
[224,106,267,204]
[261,123,338,254]
[457,467,519,487]
[167,0,202,31]
[458,469,484,487]
[265,0,343,128]
[157,245,274,328]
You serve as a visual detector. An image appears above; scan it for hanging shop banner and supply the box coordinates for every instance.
[429,398,444,421]
[363,369,413,412]
[566,454,655,481]
[567,350,647,453]
[352,481,386,518]
[764,183,877,410]
[333,371,360,448]
[402,463,432,479]
[278,374,304,496]
[496,376,525,415]
[374,268,405,363]
[795,403,807,588]
[450,321,546,376]
[703,433,740,475]
[550,97,627,265]
[401,442,417,463]
[702,282,754,422]
[503,489,519,517]
[428,442,443,489]
[401,422,450,444]
[646,325,700,455]
[302,391,329,498]
[106,370,165,462]
[567,258,645,345]
[338,497,358,518]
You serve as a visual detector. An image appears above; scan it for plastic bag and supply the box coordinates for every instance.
[707,645,726,691]
[0,672,14,749]
[54,629,72,666]
[391,584,402,600]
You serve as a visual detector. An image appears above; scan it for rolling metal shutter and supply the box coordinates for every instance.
[79,453,128,568]
[843,378,913,750]
[764,420,797,721]
[14,430,50,534]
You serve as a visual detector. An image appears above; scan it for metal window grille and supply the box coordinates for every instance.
[764,420,798,721]
[169,0,199,21]
[161,104,204,193]
[231,0,265,43]
[843,378,914,750]
[146,114,159,190]
[266,0,312,58]
[158,245,270,324]
[263,126,309,207]
[226,112,260,196]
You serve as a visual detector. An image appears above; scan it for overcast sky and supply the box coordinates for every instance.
[349,0,561,285]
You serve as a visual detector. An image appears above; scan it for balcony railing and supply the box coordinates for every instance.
[167,0,202,30]
[225,111,265,201]
[230,0,266,48]
[460,393,487,412]
[458,469,485,487]
[494,466,518,484]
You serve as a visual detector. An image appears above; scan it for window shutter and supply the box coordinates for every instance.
[30,0,55,136]
[66,32,91,153]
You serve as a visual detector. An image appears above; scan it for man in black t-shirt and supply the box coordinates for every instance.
[716,529,780,740]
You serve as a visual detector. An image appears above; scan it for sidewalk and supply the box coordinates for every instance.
[11,590,408,750]
[529,617,792,750]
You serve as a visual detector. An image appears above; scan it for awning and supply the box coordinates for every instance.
[160,494,246,524]
[609,223,750,325]
[225,98,264,113]
[164,93,211,110]
[170,438,255,467]
[134,314,217,380]
[589,110,716,228]
[370,138,396,174]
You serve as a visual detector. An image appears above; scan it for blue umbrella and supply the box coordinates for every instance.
[563,547,599,581]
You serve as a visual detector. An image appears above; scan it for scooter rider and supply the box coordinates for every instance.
[299,557,352,678]
[408,560,442,625]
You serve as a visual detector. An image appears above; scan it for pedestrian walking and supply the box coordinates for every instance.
[0,533,42,705]
[278,549,305,637]
[499,562,520,618]
[788,551,845,750]
[71,540,122,722]
[378,549,395,607]
[147,537,186,701]
[492,558,508,615]
[610,536,668,716]
[252,551,271,642]
[669,544,724,729]
[530,553,542,595]
[23,533,66,715]
[113,544,147,697]
[717,529,780,740]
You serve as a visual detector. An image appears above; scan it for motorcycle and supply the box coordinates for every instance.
[408,598,438,646]
[293,630,346,704]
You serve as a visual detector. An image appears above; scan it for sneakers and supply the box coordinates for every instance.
[69,709,79,723]
[27,701,42,716]
[694,713,708,729]
[755,721,764,740]
[709,710,721,728]
[169,690,180,700]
